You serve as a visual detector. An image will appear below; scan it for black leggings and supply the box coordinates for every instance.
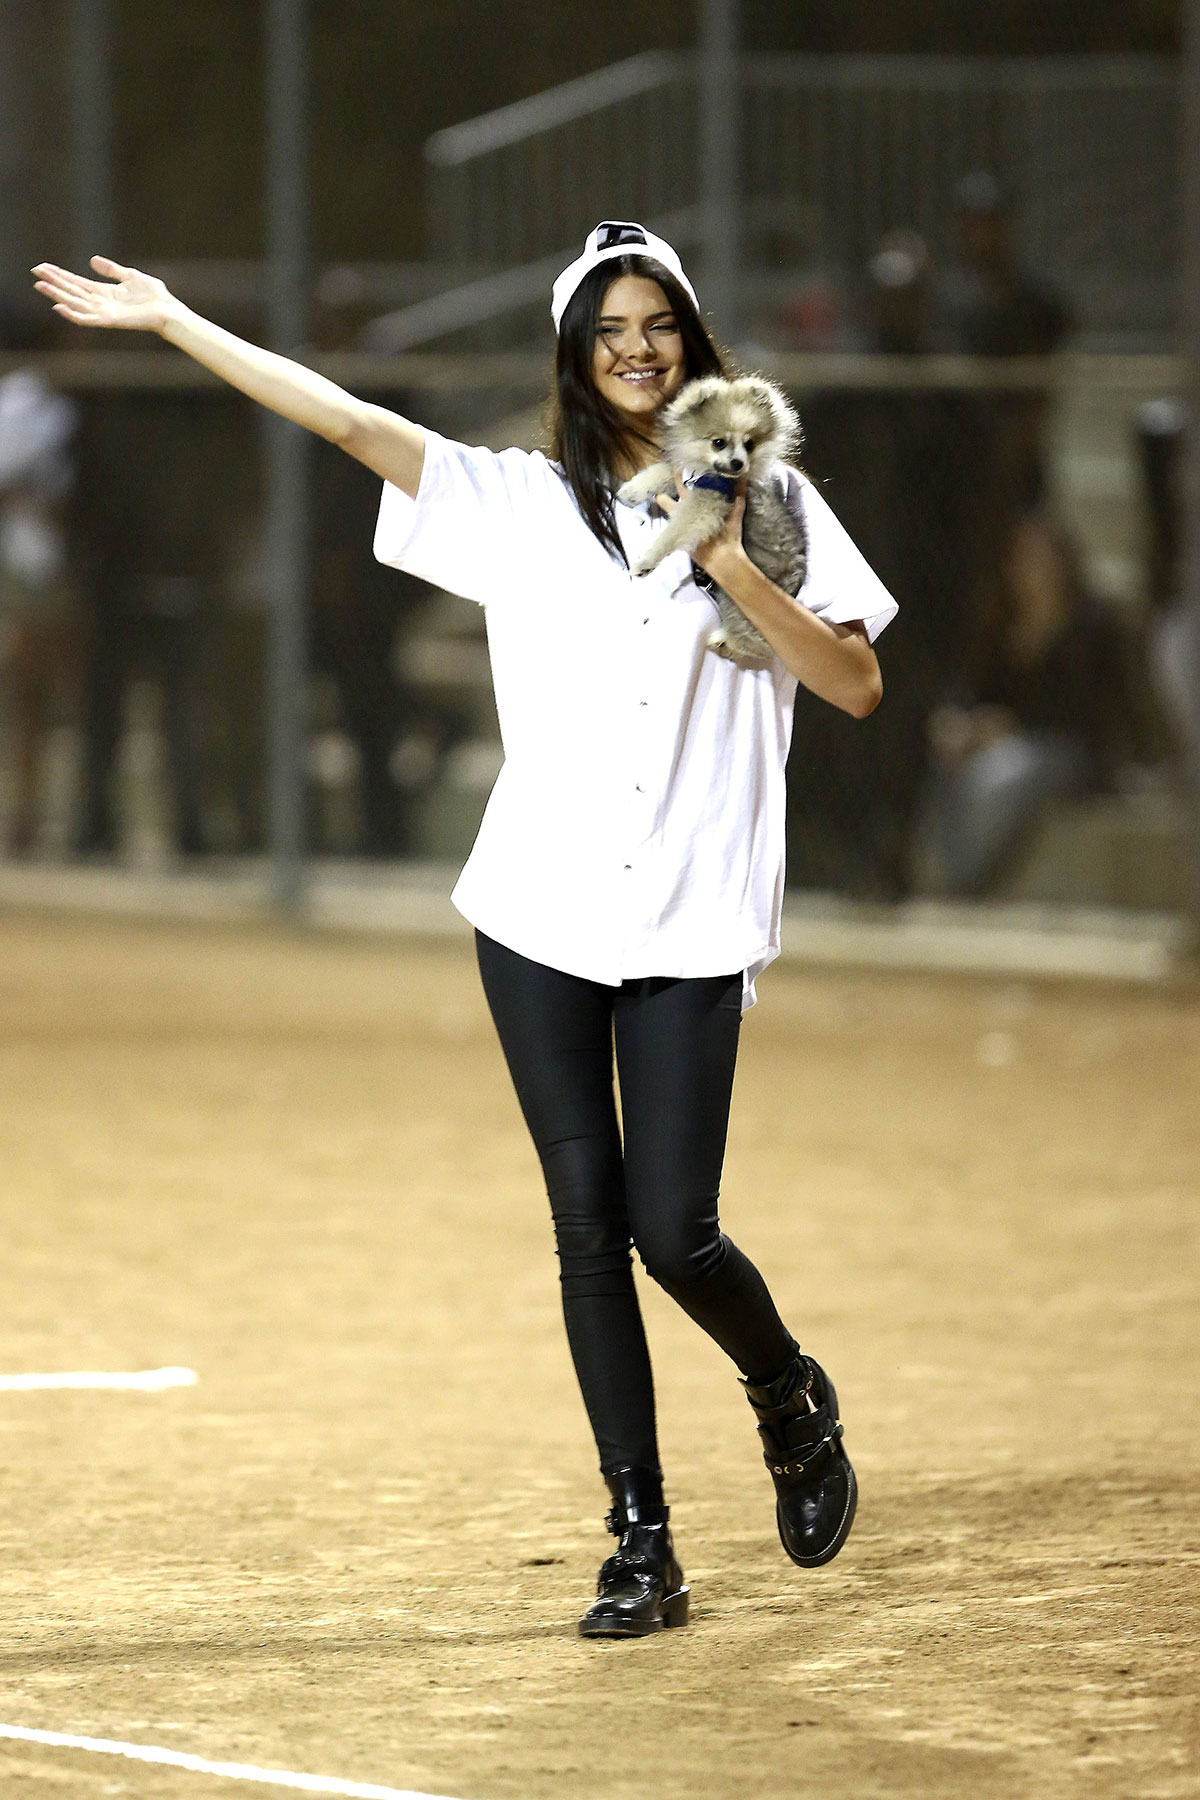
[475,931,797,1473]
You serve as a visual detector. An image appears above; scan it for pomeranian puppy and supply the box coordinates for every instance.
[616,373,806,663]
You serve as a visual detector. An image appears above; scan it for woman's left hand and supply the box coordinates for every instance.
[659,480,747,580]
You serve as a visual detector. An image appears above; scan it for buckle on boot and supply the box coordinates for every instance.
[766,1420,843,1480]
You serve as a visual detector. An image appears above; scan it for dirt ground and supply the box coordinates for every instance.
[0,911,1196,1800]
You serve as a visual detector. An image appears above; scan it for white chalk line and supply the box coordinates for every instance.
[0,1366,197,1392]
[0,1724,466,1799]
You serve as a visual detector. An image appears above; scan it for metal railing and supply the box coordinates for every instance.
[417,52,1178,349]
[742,55,1177,345]
[424,52,693,272]
[5,347,1180,395]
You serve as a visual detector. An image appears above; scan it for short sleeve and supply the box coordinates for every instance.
[782,466,898,644]
[373,428,543,608]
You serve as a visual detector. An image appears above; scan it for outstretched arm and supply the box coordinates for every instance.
[32,256,425,497]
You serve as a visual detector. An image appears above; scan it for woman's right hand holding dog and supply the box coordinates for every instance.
[660,479,748,585]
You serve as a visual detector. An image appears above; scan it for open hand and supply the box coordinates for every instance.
[31,256,176,335]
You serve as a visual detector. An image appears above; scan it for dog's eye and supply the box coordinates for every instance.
[744,438,755,451]
[712,437,727,451]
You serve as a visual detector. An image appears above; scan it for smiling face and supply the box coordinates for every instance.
[590,274,687,425]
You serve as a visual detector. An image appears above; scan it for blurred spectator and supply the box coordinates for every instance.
[69,382,246,858]
[944,171,1073,362]
[786,233,991,898]
[1137,398,1184,613]
[307,270,418,857]
[1134,398,1200,788]
[199,457,269,854]
[924,514,1134,895]
[0,300,79,856]
[866,231,932,355]
[773,272,851,353]
[942,170,1074,518]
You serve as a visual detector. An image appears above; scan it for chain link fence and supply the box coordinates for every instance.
[426,54,1178,350]
[0,344,1189,926]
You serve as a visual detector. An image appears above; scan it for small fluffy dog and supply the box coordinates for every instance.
[617,373,807,662]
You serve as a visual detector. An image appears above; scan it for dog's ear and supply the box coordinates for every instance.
[752,377,803,458]
[739,376,777,407]
[666,376,720,421]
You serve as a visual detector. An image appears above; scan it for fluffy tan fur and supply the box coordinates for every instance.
[617,374,807,663]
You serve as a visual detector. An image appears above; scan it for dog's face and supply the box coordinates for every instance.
[660,375,800,479]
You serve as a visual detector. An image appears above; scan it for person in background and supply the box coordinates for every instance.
[69,379,241,858]
[1135,398,1200,793]
[942,170,1074,522]
[308,269,416,858]
[944,171,1073,363]
[0,299,79,856]
[925,513,1132,895]
[788,233,989,898]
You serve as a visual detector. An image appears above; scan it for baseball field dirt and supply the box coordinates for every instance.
[0,911,1195,1799]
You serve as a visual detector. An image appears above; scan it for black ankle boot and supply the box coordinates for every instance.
[578,1466,690,1639]
[741,1353,858,1568]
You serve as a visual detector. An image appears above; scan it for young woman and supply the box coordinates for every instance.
[34,221,896,1640]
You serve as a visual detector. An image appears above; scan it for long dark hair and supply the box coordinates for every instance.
[548,255,730,563]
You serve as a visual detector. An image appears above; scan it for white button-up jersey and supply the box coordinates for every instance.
[374,430,897,1009]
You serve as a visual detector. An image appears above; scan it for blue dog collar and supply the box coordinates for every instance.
[686,471,738,502]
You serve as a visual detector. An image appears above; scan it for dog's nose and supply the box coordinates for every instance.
[727,457,745,473]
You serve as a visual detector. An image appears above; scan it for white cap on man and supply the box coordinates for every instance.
[551,221,699,333]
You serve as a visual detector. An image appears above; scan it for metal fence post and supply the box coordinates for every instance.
[698,0,740,343]
[0,2,37,286]
[265,0,309,914]
[1183,0,1200,935]
[68,0,115,269]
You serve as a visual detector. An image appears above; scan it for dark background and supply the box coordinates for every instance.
[0,0,1187,884]
[7,0,1182,274]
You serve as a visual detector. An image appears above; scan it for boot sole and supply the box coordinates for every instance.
[578,1584,690,1638]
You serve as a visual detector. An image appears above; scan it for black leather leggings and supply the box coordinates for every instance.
[475,930,798,1473]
